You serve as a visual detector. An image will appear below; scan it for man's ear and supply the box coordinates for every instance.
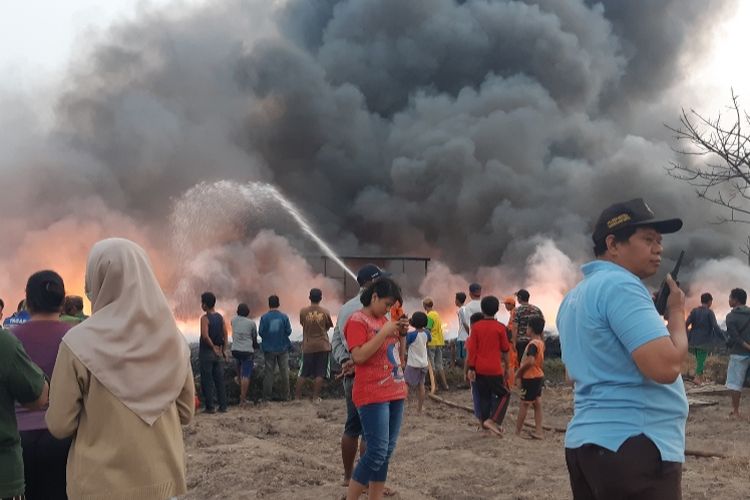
[605,234,619,256]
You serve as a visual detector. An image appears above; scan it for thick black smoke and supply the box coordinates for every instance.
[0,0,741,317]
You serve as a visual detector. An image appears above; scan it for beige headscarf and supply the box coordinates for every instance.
[63,238,190,425]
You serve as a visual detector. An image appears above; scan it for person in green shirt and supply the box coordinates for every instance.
[59,296,88,325]
[0,328,49,499]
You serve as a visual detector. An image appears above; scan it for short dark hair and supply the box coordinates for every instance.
[17,300,25,312]
[360,278,402,307]
[528,316,545,336]
[730,288,747,305]
[268,295,280,308]
[410,311,428,329]
[63,295,84,316]
[0,298,4,310]
[309,288,322,303]
[237,303,250,317]
[516,289,530,303]
[469,312,485,325]
[26,270,66,314]
[480,295,500,317]
[201,292,216,308]
[700,293,713,305]
[593,226,638,257]
[455,292,466,304]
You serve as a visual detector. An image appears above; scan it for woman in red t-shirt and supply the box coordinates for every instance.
[344,278,408,500]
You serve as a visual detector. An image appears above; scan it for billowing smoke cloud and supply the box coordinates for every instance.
[0,0,745,330]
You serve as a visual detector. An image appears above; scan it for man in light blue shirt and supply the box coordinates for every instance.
[558,198,689,500]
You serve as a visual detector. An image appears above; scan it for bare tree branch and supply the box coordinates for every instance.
[667,90,750,227]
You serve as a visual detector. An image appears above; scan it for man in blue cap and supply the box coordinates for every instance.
[558,198,688,499]
[331,264,389,488]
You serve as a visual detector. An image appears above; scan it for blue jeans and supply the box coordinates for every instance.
[343,376,362,438]
[352,399,405,484]
[456,340,466,361]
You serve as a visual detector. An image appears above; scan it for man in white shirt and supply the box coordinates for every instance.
[462,283,483,388]
[455,292,469,364]
[463,283,483,328]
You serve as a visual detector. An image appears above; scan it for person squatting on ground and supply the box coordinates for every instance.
[404,311,431,413]
[259,295,293,402]
[331,264,389,488]
[423,297,449,391]
[295,288,334,402]
[13,271,73,499]
[466,296,511,437]
[199,292,228,413]
[515,315,545,440]
[231,303,258,407]
[0,317,49,500]
[725,288,750,418]
[46,238,195,500]
[344,277,408,500]
[513,289,544,359]
[558,198,688,500]
[685,292,722,386]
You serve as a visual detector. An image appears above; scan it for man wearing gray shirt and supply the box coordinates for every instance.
[231,303,258,406]
[331,264,389,487]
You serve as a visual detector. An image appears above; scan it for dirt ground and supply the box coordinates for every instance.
[183,381,750,499]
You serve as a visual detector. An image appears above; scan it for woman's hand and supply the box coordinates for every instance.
[379,321,402,338]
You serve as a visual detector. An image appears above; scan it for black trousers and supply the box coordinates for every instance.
[474,374,510,424]
[20,429,71,500]
[199,350,227,411]
[565,434,682,500]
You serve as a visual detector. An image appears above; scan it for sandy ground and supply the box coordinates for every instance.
[183,382,750,499]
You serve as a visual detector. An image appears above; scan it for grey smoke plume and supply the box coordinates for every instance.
[0,0,743,322]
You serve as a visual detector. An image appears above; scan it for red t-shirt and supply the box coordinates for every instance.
[344,310,407,407]
[466,318,510,376]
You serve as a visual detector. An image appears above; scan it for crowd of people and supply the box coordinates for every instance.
[187,261,548,500]
[0,238,194,500]
[2,199,750,500]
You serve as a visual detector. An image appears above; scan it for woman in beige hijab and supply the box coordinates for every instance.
[46,238,195,500]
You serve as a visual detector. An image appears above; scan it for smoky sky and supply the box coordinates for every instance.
[0,0,742,308]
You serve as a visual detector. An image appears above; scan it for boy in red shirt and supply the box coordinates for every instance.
[466,296,511,436]
[515,315,546,439]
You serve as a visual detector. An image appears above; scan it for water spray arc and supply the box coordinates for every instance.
[258,184,358,282]
[171,179,357,284]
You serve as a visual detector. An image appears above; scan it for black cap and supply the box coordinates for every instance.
[356,264,390,286]
[469,283,482,294]
[592,198,682,244]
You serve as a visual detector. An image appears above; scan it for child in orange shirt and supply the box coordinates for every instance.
[515,315,545,439]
